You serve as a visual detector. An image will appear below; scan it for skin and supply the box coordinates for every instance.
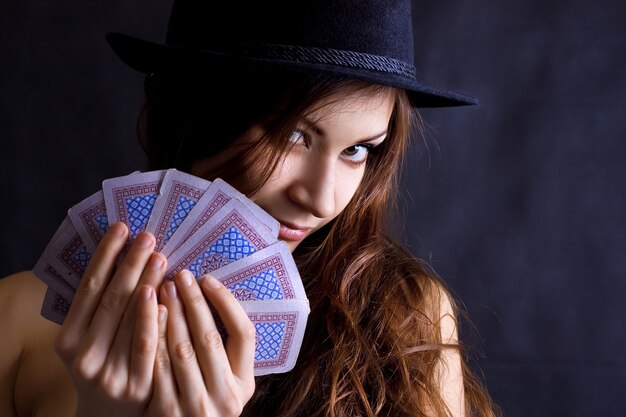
[0,90,465,416]
[192,91,394,252]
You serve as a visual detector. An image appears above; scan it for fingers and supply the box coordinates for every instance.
[75,232,156,377]
[173,271,233,387]
[127,286,158,398]
[105,252,167,375]
[54,224,171,414]
[200,275,256,385]
[150,305,180,412]
[98,284,159,398]
[55,222,128,365]
[58,222,128,345]
[147,273,256,416]
[126,254,167,393]
[160,280,206,400]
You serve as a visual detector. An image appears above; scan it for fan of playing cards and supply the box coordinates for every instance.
[33,169,310,375]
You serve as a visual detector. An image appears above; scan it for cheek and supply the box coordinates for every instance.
[248,154,294,200]
[334,165,365,214]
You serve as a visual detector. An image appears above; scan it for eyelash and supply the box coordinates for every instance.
[289,130,377,167]
[342,144,375,166]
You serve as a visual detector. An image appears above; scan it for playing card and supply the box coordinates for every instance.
[67,190,108,253]
[33,258,75,299]
[161,178,279,256]
[37,171,308,376]
[39,287,310,376]
[40,287,72,325]
[242,300,310,376]
[210,241,307,302]
[144,169,211,253]
[165,198,277,279]
[33,216,91,293]
[208,179,279,236]
[102,169,167,240]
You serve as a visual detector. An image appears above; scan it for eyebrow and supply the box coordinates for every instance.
[300,117,388,144]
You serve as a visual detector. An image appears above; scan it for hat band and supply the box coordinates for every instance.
[179,42,417,81]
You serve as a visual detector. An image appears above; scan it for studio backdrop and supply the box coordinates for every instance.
[1,1,624,416]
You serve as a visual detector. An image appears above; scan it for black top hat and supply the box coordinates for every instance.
[107,0,477,107]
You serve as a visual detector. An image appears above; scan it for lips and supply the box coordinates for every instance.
[277,220,311,242]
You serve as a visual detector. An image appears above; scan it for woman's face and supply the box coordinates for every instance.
[193,91,395,251]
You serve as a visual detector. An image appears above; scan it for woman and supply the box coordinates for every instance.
[0,0,498,416]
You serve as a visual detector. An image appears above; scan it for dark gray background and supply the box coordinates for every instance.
[1,1,624,416]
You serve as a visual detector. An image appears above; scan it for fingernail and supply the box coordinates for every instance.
[165,281,177,298]
[149,254,164,270]
[111,222,126,237]
[179,271,193,286]
[158,307,167,323]
[136,233,155,248]
[141,286,154,300]
[204,275,222,289]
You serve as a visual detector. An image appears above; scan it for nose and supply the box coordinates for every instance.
[287,157,337,219]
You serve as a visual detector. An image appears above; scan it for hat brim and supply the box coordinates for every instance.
[106,32,478,108]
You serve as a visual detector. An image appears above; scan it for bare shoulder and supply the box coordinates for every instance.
[383,241,458,339]
[0,271,76,417]
[0,271,47,320]
[427,282,466,416]
[0,271,49,373]
[0,271,56,348]
[432,284,459,344]
[386,245,467,415]
[394,255,465,415]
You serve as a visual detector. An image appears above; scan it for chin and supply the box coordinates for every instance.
[285,240,300,253]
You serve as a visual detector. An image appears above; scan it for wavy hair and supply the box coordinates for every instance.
[138,70,499,417]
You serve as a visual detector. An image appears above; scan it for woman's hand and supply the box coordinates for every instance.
[146,270,256,417]
[54,223,167,417]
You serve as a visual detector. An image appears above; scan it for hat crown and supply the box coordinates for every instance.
[106,0,476,106]
[165,0,415,66]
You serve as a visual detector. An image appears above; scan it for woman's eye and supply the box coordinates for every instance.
[289,130,306,145]
[341,144,372,165]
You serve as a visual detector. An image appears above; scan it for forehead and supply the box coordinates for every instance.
[303,89,395,132]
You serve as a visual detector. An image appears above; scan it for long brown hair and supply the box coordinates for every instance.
[139,71,499,416]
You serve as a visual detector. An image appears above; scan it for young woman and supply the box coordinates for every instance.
[0,0,499,416]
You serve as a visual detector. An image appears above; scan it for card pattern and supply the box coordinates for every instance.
[251,311,298,368]
[126,194,157,236]
[165,195,196,241]
[112,183,160,238]
[79,203,108,244]
[168,210,271,278]
[34,261,75,298]
[173,191,230,249]
[189,191,230,235]
[35,169,310,375]
[58,234,91,277]
[44,264,74,294]
[41,288,72,325]
[153,180,205,250]
[68,191,109,252]
[222,254,295,301]
[229,269,281,301]
[189,225,257,276]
